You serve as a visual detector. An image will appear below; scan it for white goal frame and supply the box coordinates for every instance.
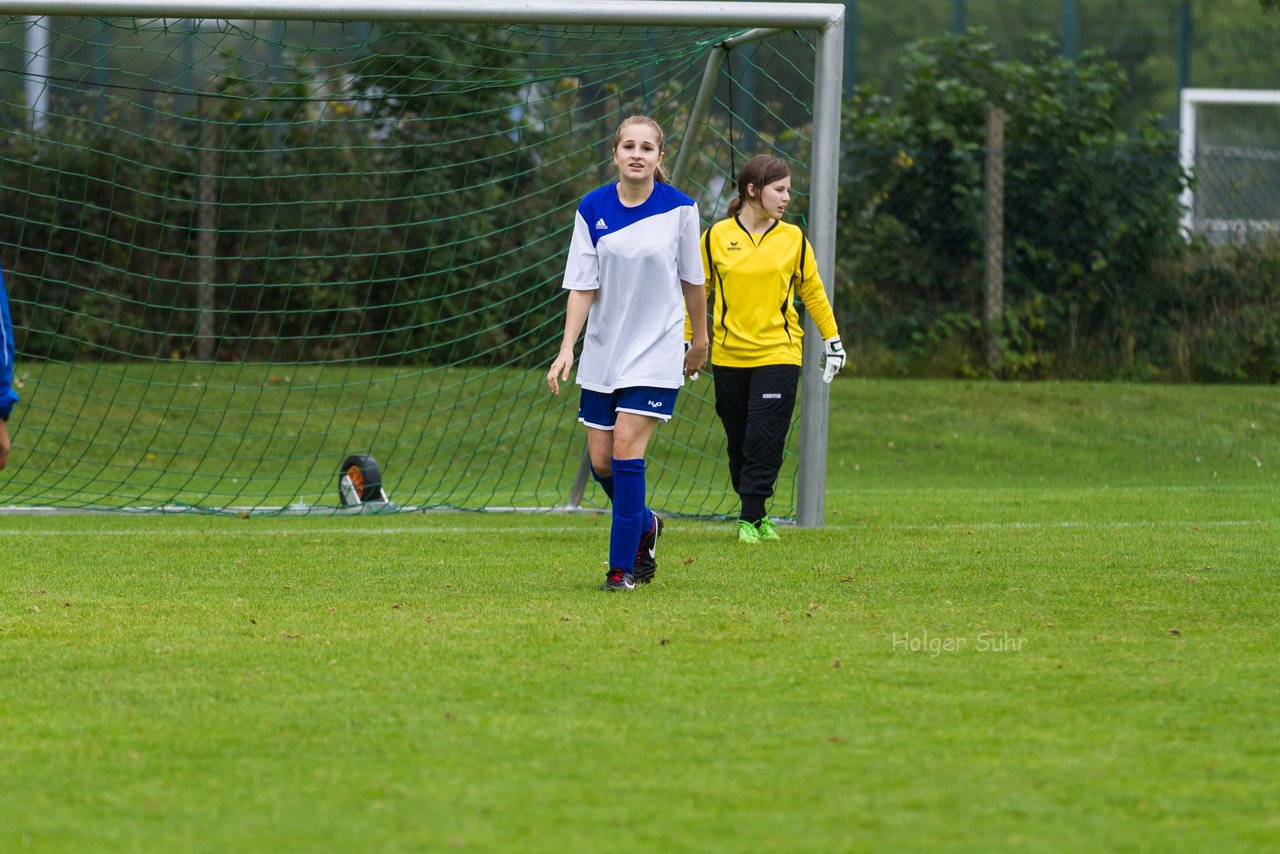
[1179,87,1280,238]
[1,0,846,526]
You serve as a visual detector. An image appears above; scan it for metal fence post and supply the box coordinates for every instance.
[984,106,1005,374]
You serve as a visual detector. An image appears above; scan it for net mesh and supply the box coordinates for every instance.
[1186,98,1280,242]
[0,16,816,514]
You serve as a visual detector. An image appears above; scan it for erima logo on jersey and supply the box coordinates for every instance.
[647,400,665,408]
[762,393,782,399]
[727,240,742,251]
[595,218,608,230]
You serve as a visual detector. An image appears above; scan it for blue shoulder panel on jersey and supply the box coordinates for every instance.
[577,182,696,247]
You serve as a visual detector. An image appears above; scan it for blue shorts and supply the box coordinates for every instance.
[578,386,679,430]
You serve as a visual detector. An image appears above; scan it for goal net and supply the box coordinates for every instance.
[0,3,841,516]
[1179,88,1280,242]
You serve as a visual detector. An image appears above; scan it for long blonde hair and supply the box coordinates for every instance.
[726,154,791,218]
[613,115,669,184]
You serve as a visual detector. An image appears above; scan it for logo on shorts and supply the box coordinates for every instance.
[762,393,782,399]
[595,218,608,230]
[647,400,665,408]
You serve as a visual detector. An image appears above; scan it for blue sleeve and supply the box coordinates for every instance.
[0,269,17,420]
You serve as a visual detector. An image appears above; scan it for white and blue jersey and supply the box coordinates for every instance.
[562,182,704,393]
[0,268,16,420]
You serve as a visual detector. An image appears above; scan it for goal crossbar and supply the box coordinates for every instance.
[0,0,843,28]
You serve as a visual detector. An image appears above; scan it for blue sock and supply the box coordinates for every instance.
[609,457,648,571]
[590,466,615,502]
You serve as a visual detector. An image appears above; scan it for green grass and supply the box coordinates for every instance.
[2,379,1279,852]
[5,360,772,518]
[3,362,598,511]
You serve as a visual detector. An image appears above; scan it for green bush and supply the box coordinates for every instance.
[838,32,1208,380]
[1165,238,1280,382]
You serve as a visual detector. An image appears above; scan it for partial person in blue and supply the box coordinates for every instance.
[0,267,17,470]
[547,115,710,591]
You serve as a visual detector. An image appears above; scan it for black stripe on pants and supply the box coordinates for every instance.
[713,364,801,519]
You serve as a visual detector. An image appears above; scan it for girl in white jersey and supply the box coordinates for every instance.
[547,115,709,590]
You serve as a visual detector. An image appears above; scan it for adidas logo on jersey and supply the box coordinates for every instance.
[595,218,608,230]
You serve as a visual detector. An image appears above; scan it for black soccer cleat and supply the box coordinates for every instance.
[633,512,664,584]
[600,567,636,591]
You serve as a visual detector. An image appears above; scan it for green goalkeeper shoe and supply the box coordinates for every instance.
[756,517,781,542]
[737,519,762,544]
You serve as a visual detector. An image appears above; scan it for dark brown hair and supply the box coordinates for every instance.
[726,154,791,218]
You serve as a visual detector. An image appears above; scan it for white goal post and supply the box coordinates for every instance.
[1179,87,1280,239]
[1,0,846,525]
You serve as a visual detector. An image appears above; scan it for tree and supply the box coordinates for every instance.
[838,32,1190,377]
[848,2,1280,127]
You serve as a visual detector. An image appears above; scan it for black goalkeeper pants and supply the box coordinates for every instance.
[713,364,801,521]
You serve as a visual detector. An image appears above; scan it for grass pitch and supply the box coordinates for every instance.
[2,379,1278,852]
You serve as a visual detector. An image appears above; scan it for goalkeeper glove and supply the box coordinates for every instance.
[822,336,846,384]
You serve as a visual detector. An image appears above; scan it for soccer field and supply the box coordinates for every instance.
[2,379,1278,851]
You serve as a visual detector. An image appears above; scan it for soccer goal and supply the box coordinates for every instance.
[0,0,843,523]
[1179,88,1280,241]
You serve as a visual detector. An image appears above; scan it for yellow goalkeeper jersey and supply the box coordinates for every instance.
[691,216,839,368]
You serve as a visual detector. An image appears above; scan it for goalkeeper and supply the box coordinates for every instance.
[691,154,845,543]
[0,266,17,470]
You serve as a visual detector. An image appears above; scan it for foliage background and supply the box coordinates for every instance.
[837,32,1280,382]
[1,6,1279,381]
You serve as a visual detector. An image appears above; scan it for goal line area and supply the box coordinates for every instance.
[4,517,1272,537]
